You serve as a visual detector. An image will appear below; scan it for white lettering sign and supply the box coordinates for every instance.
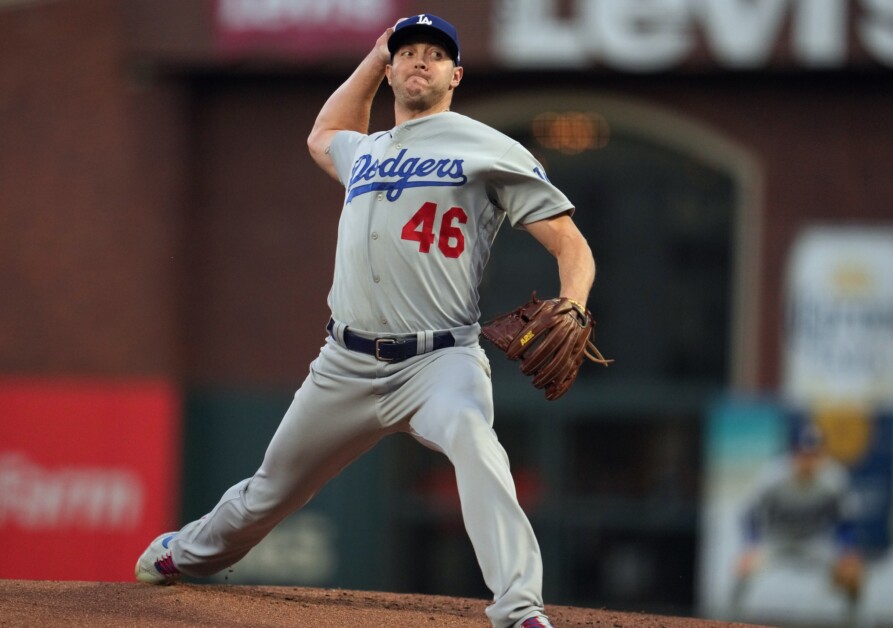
[595,0,693,71]
[494,0,893,70]
[792,0,848,66]
[861,0,893,61]
[0,452,144,530]
[783,227,893,407]
[699,0,788,67]
[219,0,386,29]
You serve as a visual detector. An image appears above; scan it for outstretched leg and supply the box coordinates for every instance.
[138,340,388,580]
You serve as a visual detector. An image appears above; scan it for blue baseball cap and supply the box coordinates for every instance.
[388,14,461,65]
[791,422,824,453]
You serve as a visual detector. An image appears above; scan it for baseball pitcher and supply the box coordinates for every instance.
[135,14,608,628]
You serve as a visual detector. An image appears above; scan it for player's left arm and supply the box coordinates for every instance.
[522,213,595,305]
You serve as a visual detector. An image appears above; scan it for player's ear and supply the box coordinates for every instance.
[385,64,393,85]
[450,66,463,89]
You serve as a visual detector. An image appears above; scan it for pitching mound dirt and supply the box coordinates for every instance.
[0,580,765,627]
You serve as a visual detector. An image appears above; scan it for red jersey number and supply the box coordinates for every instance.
[401,202,467,259]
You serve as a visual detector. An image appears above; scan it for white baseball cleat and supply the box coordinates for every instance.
[134,532,182,585]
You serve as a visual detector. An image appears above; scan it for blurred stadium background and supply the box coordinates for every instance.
[2,1,892,626]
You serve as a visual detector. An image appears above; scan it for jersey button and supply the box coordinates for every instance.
[373,275,381,283]
[371,232,379,240]
[377,193,384,201]
[380,317,388,325]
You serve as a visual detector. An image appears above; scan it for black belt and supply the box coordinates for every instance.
[327,319,455,363]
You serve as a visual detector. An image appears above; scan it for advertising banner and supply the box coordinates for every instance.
[700,226,893,624]
[493,0,893,71]
[783,226,893,408]
[0,379,180,581]
[214,0,406,58]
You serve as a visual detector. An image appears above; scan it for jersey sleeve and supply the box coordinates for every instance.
[739,459,788,543]
[328,131,367,187]
[486,143,575,228]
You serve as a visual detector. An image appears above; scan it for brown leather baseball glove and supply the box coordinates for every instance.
[481,292,611,400]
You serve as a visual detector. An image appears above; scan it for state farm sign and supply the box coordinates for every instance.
[494,0,893,71]
[0,379,180,581]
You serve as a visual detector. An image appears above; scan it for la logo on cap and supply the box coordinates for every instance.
[417,14,433,25]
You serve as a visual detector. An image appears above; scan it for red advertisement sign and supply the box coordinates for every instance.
[0,379,180,581]
[214,0,406,58]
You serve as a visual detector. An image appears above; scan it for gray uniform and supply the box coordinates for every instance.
[745,456,856,560]
[328,111,572,332]
[730,453,861,618]
[166,111,573,628]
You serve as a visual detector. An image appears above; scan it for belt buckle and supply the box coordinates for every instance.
[374,337,396,361]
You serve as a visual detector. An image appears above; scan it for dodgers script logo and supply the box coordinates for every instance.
[347,149,467,202]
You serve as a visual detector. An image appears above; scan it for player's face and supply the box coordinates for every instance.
[793,449,822,482]
[386,41,463,112]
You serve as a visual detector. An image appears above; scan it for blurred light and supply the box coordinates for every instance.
[532,111,610,154]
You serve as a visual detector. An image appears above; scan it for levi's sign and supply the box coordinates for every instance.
[494,0,893,71]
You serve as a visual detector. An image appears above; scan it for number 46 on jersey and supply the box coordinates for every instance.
[401,201,468,259]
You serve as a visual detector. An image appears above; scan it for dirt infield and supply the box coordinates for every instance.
[0,580,766,627]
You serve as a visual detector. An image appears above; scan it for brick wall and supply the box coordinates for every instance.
[0,0,188,376]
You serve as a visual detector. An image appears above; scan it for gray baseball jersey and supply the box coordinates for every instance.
[144,111,571,628]
[327,111,573,333]
[747,456,856,547]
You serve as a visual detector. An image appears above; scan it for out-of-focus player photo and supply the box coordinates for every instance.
[700,399,893,627]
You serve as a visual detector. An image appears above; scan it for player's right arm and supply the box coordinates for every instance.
[307,26,394,180]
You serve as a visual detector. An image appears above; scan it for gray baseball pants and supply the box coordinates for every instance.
[167,330,545,628]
